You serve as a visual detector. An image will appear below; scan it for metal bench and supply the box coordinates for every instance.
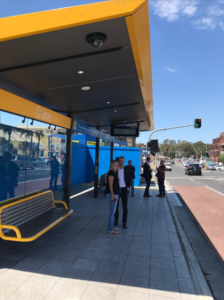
[0,190,73,242]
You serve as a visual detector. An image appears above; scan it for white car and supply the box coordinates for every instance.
[207,165,216,170]
[183,162,189,167]
[222,166,224,172]
[215,165,222,171]
[165,163,172,171]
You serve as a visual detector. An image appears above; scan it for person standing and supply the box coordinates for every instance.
[128,160,135,197]
[3,152,18,199]
[143,157,152,198]
[114,156,131,229]
[50,156,60,190]
[105,160,120,234]
[156,159,166,198]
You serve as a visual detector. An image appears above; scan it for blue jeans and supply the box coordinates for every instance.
[107,194,118,231]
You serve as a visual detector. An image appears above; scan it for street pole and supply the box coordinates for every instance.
[149,124,194,142]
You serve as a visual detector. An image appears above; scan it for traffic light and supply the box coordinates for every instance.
[194,119,201,128]
[147,140,159,156]
[205,152,209,158]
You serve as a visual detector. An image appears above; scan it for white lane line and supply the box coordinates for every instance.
[189,178,194,181]
[205,186,224,196]
[70,187,94,199]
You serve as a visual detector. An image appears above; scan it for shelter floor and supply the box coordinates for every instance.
[0,187,201,300]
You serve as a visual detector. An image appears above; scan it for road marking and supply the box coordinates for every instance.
[189,178,194,181]
[70,187,94,199]
[205,186,224,196]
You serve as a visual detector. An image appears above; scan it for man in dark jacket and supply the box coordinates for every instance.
[128,160,135,197]
[3,152,18,199]
[143,157,152,198]
[50,156,60,190]
[114,156,132,229]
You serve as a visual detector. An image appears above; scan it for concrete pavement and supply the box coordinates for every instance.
[0,185,213,300]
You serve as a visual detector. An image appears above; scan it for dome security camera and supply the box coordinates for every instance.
[86,32,107,48]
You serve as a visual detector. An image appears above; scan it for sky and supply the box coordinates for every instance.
[0,0,223,145]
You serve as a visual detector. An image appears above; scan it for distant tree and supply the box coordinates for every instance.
[136,143,144,148]
[180,143,195,158]
[219,154,224,164]
[163,144,173,156]
[167,147,176,159]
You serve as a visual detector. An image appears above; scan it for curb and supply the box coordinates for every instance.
[165,180,214,300]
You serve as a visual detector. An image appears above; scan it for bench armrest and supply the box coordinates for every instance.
[53,200,68,209]
[0,224,22,239]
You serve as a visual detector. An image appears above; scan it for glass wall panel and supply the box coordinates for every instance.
[0,110,67,202]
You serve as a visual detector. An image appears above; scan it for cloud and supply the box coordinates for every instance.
[150,0,198,22]
[193,17,217,30]
[166,68,176,73]
[207,4,224,16]
[219,22,224,30]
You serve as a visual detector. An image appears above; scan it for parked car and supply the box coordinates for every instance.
[185,163,202,175]
[207,164,216,170]
[171,160,175,164]
[165,162,172,171]
[11,155,36,170]
[183,162,189,167]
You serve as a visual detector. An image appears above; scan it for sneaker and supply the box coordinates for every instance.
[113,227,119,231]
[108,229,119,234]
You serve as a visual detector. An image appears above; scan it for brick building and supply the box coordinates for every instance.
[210,132,224,162]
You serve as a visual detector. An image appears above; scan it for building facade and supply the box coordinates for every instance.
[210,132,224,162]
[163,139,176,145]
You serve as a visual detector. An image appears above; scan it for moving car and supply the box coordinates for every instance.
[185,163,202,175]
[199,163,205,169]
[171,160,175,164]
[165,162,172,171]
[215,164,222,171]
[183,162,189,167]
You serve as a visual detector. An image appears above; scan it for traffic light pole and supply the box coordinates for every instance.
[148,124,194,142]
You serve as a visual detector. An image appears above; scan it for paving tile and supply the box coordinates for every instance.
[151,258,176,271]
[35,261,70,277]
[0,272,30,300]
[86,243,109,252]
[131,240,151,250]
[151,250,174,261]
[150,295,181,300]
[96,261,124,275]
[0,258,20,269]
[174,256,188,268]
[46,278,87,300]
[102,252,127,264]
[107,245,130,255]
[7,275,59,300]
[115,289,148,300]
[175,266,191,279]
[79,250,105,261]
[152,237,171,246]
[90,271,121,287]
[72,258,99,272]
[123,264,150,279]
[129,247,150,258]
[150,267,178,283]
[119,274,150,293]
[150,279,181,299]
[81,284,117,300]
[151,243,172,253]
[126,255,150,267]
[63,266,94,282]
[178,278,195,294]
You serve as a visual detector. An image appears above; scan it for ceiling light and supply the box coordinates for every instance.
[86,32,107,48]
[114,110,117,112]
[107,102,110,104]
[81,86,91,91]
[78,71,84,74]
[124,121,126,122]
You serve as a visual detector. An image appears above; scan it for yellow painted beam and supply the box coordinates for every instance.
[0,0,146,42]
[0,89,71,129]
[125,2,154,131]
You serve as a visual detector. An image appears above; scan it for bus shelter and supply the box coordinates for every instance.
[0,0,154,207]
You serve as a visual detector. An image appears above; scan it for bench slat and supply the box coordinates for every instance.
[4,208,72,238]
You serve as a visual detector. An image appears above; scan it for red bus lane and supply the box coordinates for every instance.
[173,185,224,262]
